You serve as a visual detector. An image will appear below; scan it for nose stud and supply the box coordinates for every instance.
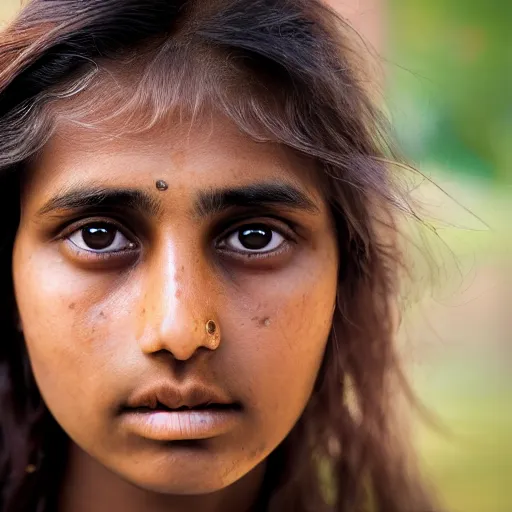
[205,320,220,350]
[206,320,217,335]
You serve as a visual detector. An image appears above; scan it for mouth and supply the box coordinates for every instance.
[132,402,241,413]
[121,384,242,442]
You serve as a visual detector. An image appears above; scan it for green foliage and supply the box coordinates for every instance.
[388,0,511,182]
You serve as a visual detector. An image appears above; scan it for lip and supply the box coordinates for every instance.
[121,382,241,441]
[122,408,241,441]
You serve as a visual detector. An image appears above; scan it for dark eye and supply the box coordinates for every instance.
[224,224,285,254]
[67,223,135,253]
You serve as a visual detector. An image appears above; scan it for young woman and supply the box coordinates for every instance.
[0,1,437,511]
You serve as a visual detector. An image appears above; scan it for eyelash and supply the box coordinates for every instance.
[216,221,295,260]
[58,216,297,262]
[58,217,138,262]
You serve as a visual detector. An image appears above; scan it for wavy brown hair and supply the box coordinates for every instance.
[0,1,436,511]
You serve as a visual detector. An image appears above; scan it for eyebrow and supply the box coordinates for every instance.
[37,181,319,219]
[37,187,162,217]
[194,182,319,218]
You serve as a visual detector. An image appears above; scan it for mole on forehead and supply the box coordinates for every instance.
[156,180,168,191]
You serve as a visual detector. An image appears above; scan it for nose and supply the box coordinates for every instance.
[138,242,219,361]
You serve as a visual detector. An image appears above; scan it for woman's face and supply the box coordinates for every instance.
[13,114,338,494]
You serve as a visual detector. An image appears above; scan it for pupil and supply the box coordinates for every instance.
[239,226,272,250]
[82,225,116,250]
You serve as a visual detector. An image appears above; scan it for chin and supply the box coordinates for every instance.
[117,453,249,495]
[131,475,230,495]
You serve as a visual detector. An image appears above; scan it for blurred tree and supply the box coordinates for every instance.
[388,0,511,182]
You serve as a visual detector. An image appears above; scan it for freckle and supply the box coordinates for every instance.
[260,317,271,327]
[99,311,106,319]
[251,316,258,322]
[68,303,76,310]
[142,308,146,314]
[250,443,267,459]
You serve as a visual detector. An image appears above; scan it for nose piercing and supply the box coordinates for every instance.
[205,320,220,350]
[206,320,216,335]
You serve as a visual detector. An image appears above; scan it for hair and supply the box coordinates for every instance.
[0,1,436,511]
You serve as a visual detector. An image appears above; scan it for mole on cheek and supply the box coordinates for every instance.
[68,302,76,310]
[252,316,271,328]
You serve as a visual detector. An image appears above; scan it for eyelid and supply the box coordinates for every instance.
[215,217,297,247]
[57,218,140,268]
[214,220,299,263]
[56,216,137,244]
[68,227,135,254]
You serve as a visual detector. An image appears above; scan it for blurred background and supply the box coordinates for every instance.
[333,2,511,511]
[2,1,511,511]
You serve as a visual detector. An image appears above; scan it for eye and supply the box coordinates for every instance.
[67,223,136,253]
[223,224,286,254]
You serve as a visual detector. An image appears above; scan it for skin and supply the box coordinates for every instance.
[12,113,338,512]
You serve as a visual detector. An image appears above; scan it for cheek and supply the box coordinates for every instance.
[224,253,337,433]
[12,242,129,429]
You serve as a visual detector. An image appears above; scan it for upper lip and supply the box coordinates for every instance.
[124,382,236,411]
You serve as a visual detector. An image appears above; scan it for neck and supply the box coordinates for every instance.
[58,443,266,512]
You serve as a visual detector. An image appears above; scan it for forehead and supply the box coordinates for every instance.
[24,113,321,206]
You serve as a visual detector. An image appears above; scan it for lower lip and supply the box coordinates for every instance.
[122,408,241,442]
